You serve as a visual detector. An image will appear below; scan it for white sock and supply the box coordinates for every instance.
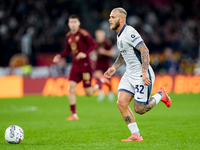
[152,93,162,104]
[97,90,105,101]
[72,113,78,117]
[108,91,114,102]
[128,122,140,135]
[93,84,99,91]
[99,78,104,83]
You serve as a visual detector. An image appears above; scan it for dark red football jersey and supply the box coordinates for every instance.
[95,39,112,72]
[60,28,96,71]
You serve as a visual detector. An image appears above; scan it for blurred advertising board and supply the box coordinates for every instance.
[0,75,200,98]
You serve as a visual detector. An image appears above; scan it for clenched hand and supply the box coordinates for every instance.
[104,66,116,79]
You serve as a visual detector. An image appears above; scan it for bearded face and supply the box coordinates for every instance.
[110,19,120,30]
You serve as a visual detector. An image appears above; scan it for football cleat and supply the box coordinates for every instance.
[158,88,171,107]
[67,115,79,120]
[122,134,143,141]
[100,75,111,86]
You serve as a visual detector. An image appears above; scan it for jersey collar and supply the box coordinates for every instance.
[118,24,127,37]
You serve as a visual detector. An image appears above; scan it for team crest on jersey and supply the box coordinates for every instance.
[68,38,72,43]
[75,36,80,41]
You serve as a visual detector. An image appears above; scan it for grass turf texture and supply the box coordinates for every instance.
[0,93,200,150]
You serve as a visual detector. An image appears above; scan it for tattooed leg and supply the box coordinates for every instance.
[134,97,156,115]
[117,91,136,124]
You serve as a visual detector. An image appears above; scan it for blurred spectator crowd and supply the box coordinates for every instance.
[0,0,200,76]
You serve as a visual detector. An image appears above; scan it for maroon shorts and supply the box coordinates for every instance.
[69,68,92,88]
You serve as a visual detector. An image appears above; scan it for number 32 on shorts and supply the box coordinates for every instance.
[135,85,144,94]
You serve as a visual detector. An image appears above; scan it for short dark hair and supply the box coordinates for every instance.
[68,14,80,21]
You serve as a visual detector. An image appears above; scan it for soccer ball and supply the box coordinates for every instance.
[5,125,24,144]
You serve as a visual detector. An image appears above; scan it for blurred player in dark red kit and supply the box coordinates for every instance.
[53,15,109,120]
[93,29,115,101]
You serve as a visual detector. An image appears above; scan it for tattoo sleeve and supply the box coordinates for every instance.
[136,42,150,73]
[112,53,125,70]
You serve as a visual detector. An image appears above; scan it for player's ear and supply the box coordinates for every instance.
[121,17,125,23]
[120,17,124,23]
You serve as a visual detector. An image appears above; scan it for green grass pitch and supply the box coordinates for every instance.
[0,93,200,150]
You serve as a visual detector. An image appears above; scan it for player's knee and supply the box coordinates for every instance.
[85,91,93,96]
[69,87,76,94]
[117,99,128,108]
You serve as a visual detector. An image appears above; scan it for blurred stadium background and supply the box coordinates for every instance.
[0,1,200,149]
[0,0,200,97]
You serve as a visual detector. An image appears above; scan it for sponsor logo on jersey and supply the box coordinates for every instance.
[71,43,79,54]
[131,36,139,43]
[131,34,135,38]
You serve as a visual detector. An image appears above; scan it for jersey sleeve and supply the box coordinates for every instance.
[60,35,71,57]
[126,27,144,49]
[80,29,97,55]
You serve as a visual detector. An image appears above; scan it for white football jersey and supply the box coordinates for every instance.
[117,24,153,78]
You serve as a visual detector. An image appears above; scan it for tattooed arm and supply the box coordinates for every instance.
[136,42,151,86]
[104,53,125,78]
[137,42,149,73]
[112,53,125,70]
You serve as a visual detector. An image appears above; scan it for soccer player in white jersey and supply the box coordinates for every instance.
[104,7,171,141]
